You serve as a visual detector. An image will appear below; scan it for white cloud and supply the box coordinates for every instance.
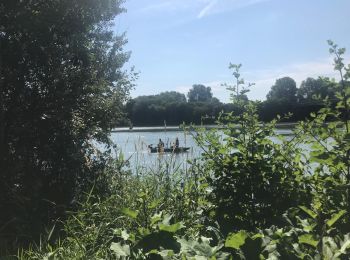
[197,0,218,19]
[175,57,344,102]
[197,0,272,18]
[138,0,272,19]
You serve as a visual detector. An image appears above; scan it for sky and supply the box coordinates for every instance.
[115,0,350,102]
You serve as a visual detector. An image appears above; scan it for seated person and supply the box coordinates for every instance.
[175,137,179,148]
[171,137,179,150]
[158,138,164,149]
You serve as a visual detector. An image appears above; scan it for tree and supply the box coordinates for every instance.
[297,77,336,103]
[266,77,297,103]
[0,0,133,248]
[126,92,188,126]
[157,91,187,104]
[187,84,213,102]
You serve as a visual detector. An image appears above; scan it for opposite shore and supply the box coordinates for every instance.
[112,122,299,132]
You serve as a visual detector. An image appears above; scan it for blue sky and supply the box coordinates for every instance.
[116,0,350,102]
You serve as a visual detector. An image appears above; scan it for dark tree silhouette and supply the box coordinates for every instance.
[0,0,133,248]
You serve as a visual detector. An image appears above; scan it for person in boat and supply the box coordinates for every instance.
[171,137,179,150]
[158,139,164,149]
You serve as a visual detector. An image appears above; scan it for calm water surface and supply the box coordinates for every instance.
[110,128,295,173]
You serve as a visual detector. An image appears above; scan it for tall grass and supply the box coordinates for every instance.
[15,145,206,259]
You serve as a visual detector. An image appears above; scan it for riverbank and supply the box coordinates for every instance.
[112,122,298,132]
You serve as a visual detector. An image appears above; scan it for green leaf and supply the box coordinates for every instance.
[326,210,346,227]
[225,230,248,249]
[110,242,130,257]
[146,249,159,255]
[121,230,130,241]
[158,222,184,233]
[178,238,228,258]
[299,206,317,219]
[310,151,330,163]
[303,224,317,232]
[298,234,319,248]
[121,208,138,219]
[251,234,264,240]
[151,249,175,258]
[151,212,163,226]
[149,199,161,209]
[340,239,350,254]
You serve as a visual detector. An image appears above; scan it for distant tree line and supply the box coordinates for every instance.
[125,86,223,125]
[125,77,343,126]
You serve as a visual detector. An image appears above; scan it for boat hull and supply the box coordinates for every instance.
[149,147,190,153]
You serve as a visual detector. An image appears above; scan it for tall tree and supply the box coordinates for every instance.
[0,0,133,247]
[297,77,336,103]
[266,77,297,103]
[188,84,213,102]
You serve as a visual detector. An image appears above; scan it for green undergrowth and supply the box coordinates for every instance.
[14,42,350,259]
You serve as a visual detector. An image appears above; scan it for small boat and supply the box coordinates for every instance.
[148,145,190,153]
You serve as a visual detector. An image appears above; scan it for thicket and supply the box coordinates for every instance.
[13,41,350,259]
[0,0,135,254]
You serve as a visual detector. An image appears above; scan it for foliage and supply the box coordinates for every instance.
[0,0,134,252]
[125,79,342,127]
[257,100,321,122]
[289,40,350,239]
[223,219,350,259]
[187,84,213,102]
[266,77,298,103]
[17,157,215,259]
[126,91,223,126]
[222,63,252,103]
[194,66,311,232]
[297,77,337,103]
[9,42,350,259]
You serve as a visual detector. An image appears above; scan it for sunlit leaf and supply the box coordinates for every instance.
[326,210,346,227]
[110,242,130,256]
[121,208,138,219]
[299,206,317,219]
[298,234,319,248]
[151,212,163,226]
[158,222,184,233]
[225,230,248,249]
[121,230,130,241]
[340,239,350,254]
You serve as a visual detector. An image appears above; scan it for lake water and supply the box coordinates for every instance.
[110,128,295,174]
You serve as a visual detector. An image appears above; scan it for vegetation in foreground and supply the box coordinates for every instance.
[1,1,349,259]
[16,42,350,259]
